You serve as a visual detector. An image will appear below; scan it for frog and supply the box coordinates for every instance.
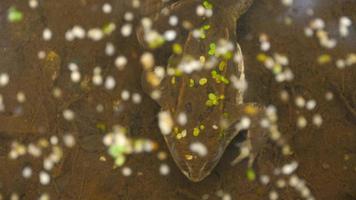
[138,0,267,182]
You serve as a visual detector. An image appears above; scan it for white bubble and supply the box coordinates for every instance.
[189,142,208,157]
[29,0,38,8]
[10,193,19,200]
[105,76,116,90]
[38,193,50,200]
[122,167,132,176]
[325,91,334,101]
[115,56,127,70]
[16,92,26,103]
[65,30,75,41]
[177,112,187,126]
[121,90,130,100]
[304,27,313,37]
[50,136,59,145]
[0,73,10,87]
[306,100,316,110]
[159,164,170,175]
[102,3,112,14]
[169,15,178,26]
[295,96,305,108]
[27,143,42,157]
[43,28,52,41]
[297,116,307,129]
[312,114,323,127]
[340,16,352,27]
[269,190,279,200]
[38,51,46,59]
[92,74,103,86]
[105,42,115,56]
[158,111,173,135]
[282,161,298,175]
[72,25,86,39]
[22,166,32,178]
[282,0,293,6]
[164,30,176,41]
[68,63,78,71]
[87,28,104,41]
[132,93,142,104]
[39,171,51,185]
[63,109,75,121]
[121,24,132,37]
[96,104,104,113]
[196,5,205,16]
[140,52,154,69]
[222,194,232,200]
[124,12,134,21]
[43,158,54,171]
[260,175,270,185]
[238,117,251,130]
[71,71,81,83]
[63,134,76,148]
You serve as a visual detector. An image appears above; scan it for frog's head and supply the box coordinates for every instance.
[163,123,228,182]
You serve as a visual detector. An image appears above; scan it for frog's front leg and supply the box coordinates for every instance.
[230,103,267,167]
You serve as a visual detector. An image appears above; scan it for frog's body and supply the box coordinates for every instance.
[139,0,265,182]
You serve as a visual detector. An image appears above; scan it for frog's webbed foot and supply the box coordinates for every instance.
[230,103,267,167]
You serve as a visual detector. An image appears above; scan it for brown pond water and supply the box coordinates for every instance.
[0,0,355,199]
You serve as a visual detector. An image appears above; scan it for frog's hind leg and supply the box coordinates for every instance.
[230,103,268,167]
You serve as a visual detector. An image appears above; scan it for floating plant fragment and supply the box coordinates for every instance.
[7,7,23,23]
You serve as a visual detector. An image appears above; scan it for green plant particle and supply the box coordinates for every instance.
[96,122,107,132]
[189,79,195,87]
[149,36,165,49]
[218,128,226,139]
[221,76,230,84]
[208,93,217,100]
[171,76,176,85]
[219,95,225,100]
[193,127,200,136]
[211,70,218,78]
[114,154,126,167]
[199,78,208,85]
[222,51,233,60]
[174,69,183,77]
[208,43,216,56]
[102,22,116,35]
[173,43,183,54]
[218,61,226,71]
[199,125,205,130]
[206,100,213,107]
[215,75,222,83]
[108,145,125,157]
[200,31,206,39]
[173,127,179,134]
[272,64,282,74]
[257,53,268,62]
[203,24,211,30]
[318,54,332,64]
[8,7,23,23]
[176,133,182,140]
[203,0,213,9]
[246,168,256,181]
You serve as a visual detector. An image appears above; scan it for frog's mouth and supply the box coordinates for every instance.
[163,136,224,182]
